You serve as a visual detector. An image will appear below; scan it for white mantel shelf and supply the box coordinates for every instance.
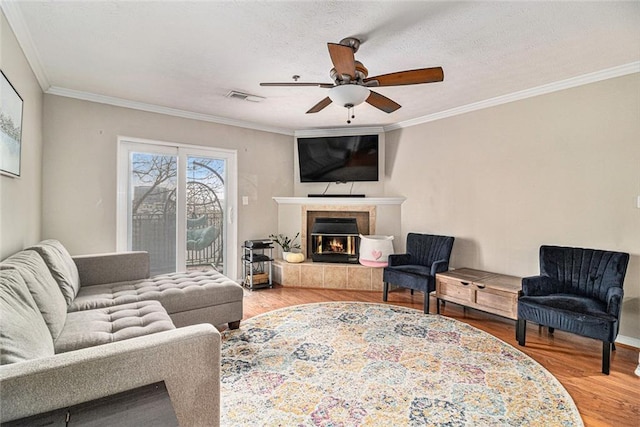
[273,197,406,206]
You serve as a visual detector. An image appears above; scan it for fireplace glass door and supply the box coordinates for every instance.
[310,217,360,263]
[313,235,357,256]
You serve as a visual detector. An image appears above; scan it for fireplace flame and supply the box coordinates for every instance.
[329,238,344,253]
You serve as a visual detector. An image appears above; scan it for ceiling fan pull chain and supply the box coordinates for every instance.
[345,103,357,124]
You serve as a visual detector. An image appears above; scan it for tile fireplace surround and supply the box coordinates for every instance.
[272,197,405,289]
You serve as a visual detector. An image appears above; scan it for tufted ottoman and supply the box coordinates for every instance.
[69,270,244,329]
[54,300,175,353]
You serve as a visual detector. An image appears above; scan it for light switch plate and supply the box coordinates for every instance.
[242,196,249,206]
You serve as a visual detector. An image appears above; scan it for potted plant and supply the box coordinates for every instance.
[269,232,301,260]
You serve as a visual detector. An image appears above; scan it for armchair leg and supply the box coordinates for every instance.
[411,289,414,295]
[383,282,389,302]
[602,342,611,375]
[423,291,430,314]
[516,319,526,345]
[548,327,554,334]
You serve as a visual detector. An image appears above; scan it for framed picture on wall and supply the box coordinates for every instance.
[1,70,23,178]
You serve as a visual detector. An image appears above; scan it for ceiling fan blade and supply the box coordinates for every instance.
[366,90,401,113]
[260,82,335,88]
[328,43,356,79]
[306,97,333,114]
[364,67,444,86]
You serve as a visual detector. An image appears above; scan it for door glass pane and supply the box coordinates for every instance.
[186,156,226,272]
[130,152,177,275]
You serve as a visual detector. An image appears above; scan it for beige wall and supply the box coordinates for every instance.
[0,12,43,259]
[385,73,640,342]
[42,95,293,277]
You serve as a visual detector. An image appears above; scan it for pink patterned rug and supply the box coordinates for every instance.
[220,302,582,426]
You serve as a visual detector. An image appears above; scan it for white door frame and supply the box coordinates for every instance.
[116,136,238,279]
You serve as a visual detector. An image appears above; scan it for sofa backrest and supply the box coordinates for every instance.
[27,239,80,305]
[0,250,68,340]
[0,269,55,364]
[539,245,630,301]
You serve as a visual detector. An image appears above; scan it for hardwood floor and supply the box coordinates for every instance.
[241,286,640,427]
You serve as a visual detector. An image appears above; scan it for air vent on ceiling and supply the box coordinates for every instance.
[226,91,265,102]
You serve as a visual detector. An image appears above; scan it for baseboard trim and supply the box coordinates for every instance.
[616,334,640,349]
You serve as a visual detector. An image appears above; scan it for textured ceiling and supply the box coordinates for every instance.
[5,1,640,134]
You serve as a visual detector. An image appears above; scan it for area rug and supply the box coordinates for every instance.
[220,302,582,426]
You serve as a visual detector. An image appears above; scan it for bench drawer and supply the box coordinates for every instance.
[436,277,473,304]
[475,287,518,319]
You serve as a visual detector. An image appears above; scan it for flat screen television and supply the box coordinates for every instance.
[297,134,379,183]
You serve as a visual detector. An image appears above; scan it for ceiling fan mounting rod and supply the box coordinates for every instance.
[339,37,361,53]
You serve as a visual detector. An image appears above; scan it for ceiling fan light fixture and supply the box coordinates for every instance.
[328,84,370,108]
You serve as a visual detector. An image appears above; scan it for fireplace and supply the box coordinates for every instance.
[310,217,359,263]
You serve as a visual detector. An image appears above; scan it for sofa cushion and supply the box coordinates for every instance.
[26,239,80,305]
[0,269,55,364]
[69,270,243,315]
[54,301,175,353]
[0,250,68,340]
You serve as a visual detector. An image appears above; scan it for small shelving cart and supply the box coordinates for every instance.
[241,241,274,290]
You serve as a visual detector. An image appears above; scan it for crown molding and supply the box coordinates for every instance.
[383,61,640,132]
[46,86,294,136]
[1,0,50,91]
[44,57,640,137]
[294,127,384,138]
[46,62,640,138]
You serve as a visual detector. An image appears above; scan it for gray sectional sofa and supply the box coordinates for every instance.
[0,239,244,425]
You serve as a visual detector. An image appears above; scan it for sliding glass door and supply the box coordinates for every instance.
[185,150,227,272]
[117,138,237,277]
[129,148,178,274]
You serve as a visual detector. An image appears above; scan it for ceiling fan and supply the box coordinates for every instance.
[260,37,444,122]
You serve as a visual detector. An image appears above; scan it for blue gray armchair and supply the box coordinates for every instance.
[383,233,454,314]
[516,245,629,374]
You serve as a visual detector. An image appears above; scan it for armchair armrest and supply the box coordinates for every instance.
[0,324,220,426]
[388,253,411,267]
[73,251,150,287]
[606,286,624,318]
[430,259,449,276]
[521,275,558,296]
